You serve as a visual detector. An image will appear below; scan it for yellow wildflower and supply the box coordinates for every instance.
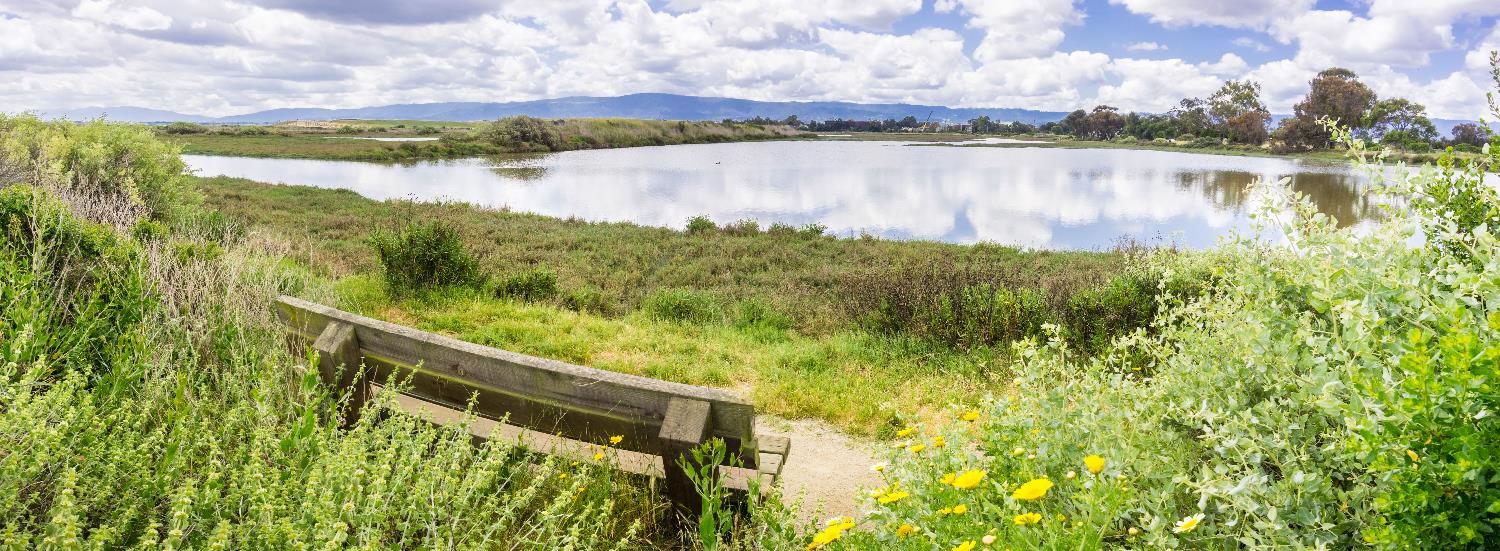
[1056,514,1066,522]
[961,410,981,422]
[1012,512,1042,525]
[1011,478,1053,501]
[870,463,888,473]
[933,436,947,448]
[1173,513,1203,534]
[981,534,996,545]
[909,444,927,454]
[954,541,976,551]
[896,524,917,538]
[941,472,956,485]
[897,428,915,437]
[592,452,605,461]
[806,521,848,550]
[952,504,968,514]
[952,469,987,490]
[608,435,624,445]
[939,507,953,515]
[877,491,910,505]
[1084,455,1105,474]
[1406,449,1420,463]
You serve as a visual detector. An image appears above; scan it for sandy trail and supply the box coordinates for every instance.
[756,416,883,521]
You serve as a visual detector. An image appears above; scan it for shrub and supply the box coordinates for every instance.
[1059,272,1158,354]
[723,218,760,235]
[494,267,559,302]
[686,215,716,234]
[562,285,609,313]
[731,298,794,333]
[368,219,479,292]
[799,223,829,238]
[839,125,1500,550]
[0,185,146,383]
[160,121,208,134]
[641,288,721,324]
[0,114,198,222]
[479,116,564,151]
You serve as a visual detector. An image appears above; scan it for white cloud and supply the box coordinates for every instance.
[1108,0,1314,30]
[72,0,172,31]
[943,0,1084,61]
[0,0,1493,122]
[1126,41,1166,52]
[1232,37,1270,52]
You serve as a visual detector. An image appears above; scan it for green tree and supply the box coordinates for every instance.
[1277,68,1376,149]
[1080,105,1125,140]
[1208,80,1271,144]
[1169,97,1213,137]
[1448,122,1490,147]
[1364,97,1438,147]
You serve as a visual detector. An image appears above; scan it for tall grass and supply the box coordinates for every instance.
[0,117,686,549]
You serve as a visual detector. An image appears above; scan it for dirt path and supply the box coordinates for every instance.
[756,416,883,521]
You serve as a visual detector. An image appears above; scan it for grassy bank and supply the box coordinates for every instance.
[167,117,803,161]
[1,115,735,549]
[198,175,1166,433]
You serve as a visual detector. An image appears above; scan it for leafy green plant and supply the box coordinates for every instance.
[686,215,716,234]
[368,219,479,293]
[494,267,559,302]
[641,288,721,324]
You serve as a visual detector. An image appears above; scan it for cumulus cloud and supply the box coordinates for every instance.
[1126,41,1166,51]
[0,0,1493,120]
[1108,0,1315,30]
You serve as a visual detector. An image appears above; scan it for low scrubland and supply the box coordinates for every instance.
[165,116,801,161]
[7,97,1500,550]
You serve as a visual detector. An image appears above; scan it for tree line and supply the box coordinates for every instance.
[731,67,1491,153]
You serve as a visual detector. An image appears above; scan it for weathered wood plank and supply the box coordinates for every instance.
[313,320,364,427]
[277,296,760,464]
[659,397,713,516]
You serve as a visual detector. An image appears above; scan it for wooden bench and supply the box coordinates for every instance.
[275,296,789,515]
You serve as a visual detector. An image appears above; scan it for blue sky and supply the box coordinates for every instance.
[2,0,1498,120]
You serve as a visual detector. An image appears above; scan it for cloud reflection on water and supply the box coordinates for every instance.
[185,141,1374,250]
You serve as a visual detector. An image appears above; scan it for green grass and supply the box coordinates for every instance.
[340,278,1001,435]
[197,175,1124,335]
[195,175,1157,435]
[168,118,805,161]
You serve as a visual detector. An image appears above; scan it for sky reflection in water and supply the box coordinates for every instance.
[185,141,1377,250]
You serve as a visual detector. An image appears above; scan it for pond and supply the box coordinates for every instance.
[184,140,1379,250]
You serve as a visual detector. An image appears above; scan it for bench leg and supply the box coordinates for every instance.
[659,397,712,520]
[314,321,366,427]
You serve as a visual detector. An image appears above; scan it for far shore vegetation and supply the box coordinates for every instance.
[162,116,804,161]
[159,65,1488,167]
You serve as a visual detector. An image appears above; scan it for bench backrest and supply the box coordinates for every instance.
[275,295,761,465]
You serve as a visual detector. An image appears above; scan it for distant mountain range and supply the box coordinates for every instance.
[32,93,1474,136]
[35,93,1069,125]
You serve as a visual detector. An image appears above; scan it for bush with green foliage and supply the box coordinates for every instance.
[830,128,1500,550]
[0,114,198,221]
[686,215,716,234]
[641,288,722,324]
[494,267,559,302]
[160,121,209,134]
[368,219,479,292]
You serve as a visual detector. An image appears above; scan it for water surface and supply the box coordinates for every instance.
[186,140,1378,249]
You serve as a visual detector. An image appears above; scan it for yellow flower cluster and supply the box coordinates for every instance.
[1084,455,1105,474]
[1011,478,1053,501]
[1012,512,1041,525]
[807,517,855,550]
